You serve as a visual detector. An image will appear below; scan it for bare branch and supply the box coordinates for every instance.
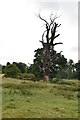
[60,51,63,53]
[49,15,61,29]
[49,16,57,29]
[49,22,60,42]
[49,34,60,43]
[37,13,50,44]
[54,15,61,20]
[37,13,49,25]
[57,24,61,27]
[39,40,44,45]
[53,34,60,39]
[42,30,47,42]
[50,14,54,23]
[49,15,61,26]
[53,42,63,46]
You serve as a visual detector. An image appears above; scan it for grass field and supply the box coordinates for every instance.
[2,75,79,118]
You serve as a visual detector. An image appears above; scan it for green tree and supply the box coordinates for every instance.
[66,59,76,79]
[13,62,27,73]
[75,60,80,80]
[52,52,67,79]
[4,64,21,78]
[6,62,10,66]
[2,65,6,74]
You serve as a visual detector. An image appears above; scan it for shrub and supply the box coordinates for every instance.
[19,73,35,79]
[4,64,21,78]
[50,78,64,84]
[50,77,76,85]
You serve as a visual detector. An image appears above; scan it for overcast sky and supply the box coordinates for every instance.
[0,0,78,65]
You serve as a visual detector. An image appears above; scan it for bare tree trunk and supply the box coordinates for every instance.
[43,43,50,82]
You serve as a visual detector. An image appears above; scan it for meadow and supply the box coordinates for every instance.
[2,75,79,118]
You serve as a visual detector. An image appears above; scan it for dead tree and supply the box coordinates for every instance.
[37,13,63,82]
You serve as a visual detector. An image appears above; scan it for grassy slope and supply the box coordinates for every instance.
[2,77,79,118]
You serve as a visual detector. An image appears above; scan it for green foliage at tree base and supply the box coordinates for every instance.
[50,77,76,86]
[19,73,35,79]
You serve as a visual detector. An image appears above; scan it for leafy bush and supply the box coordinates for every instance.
[4,64,21,78]
[50,78,63,84]
[50,78,76,85]
[19,73,35,79]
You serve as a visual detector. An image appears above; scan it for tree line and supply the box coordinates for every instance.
[1,52,80,80]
